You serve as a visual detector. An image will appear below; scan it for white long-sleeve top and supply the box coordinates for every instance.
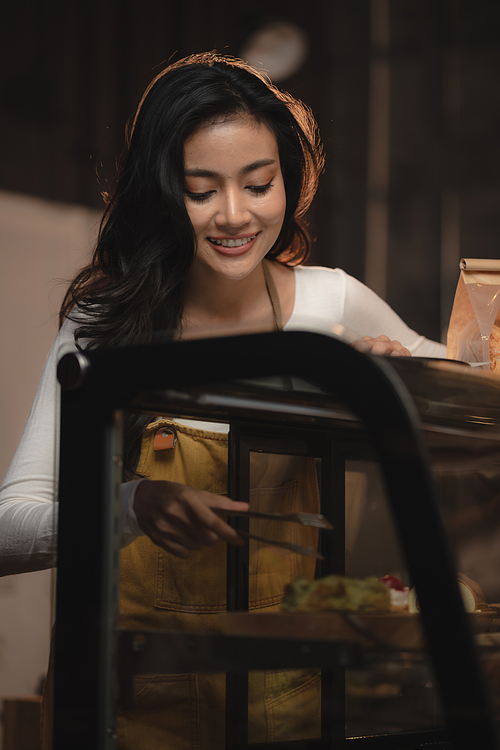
[0,266,446,576]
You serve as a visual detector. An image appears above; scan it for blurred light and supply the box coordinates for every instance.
[241,22,309,82]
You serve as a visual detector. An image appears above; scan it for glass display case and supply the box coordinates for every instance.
[52,330,500,749]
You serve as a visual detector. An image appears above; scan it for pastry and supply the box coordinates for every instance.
[282,575,391,613]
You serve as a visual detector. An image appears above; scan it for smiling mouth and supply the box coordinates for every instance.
[208,233,258,248]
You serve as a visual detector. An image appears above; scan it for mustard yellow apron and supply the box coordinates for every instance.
[117,418,321,749]
[42,418,322,749]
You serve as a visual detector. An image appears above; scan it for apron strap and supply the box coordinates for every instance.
[262,259,283,332]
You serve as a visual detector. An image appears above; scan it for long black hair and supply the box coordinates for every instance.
[59,51,325,476]
[60,51,324,346]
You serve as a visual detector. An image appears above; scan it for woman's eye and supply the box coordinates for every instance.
[185,190,213,202]
[247,181,273,195]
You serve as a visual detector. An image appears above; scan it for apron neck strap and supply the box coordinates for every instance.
[262,259,283,332]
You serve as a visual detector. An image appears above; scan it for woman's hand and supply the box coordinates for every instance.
[353,335,411,357]
[133,479,249,558]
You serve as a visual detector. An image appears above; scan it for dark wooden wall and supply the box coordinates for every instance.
[2,0,500,342]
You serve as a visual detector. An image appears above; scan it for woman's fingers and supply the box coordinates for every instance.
[194,492,251,544]
[353,335,411,357]
[133,479,248,557]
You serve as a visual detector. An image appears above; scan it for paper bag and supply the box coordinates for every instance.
[447,258,500,371]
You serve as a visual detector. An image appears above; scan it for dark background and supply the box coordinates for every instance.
[2,0,500,343]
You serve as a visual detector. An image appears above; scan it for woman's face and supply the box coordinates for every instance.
[183,116,286,283]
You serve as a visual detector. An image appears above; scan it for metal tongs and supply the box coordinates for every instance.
[217,509,333,559]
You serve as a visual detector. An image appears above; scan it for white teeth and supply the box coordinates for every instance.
[210,234,257,247]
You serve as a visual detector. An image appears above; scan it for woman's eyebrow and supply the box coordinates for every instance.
[242,158,276,174]
[184,168,218,178]
[184,159,277,179]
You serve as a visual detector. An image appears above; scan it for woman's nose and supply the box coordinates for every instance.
[216,189,251,228]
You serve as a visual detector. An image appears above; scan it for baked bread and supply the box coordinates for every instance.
[491,324,500,371]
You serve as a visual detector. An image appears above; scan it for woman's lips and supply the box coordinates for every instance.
[207,232,259,256]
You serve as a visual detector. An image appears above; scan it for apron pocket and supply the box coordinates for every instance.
[117,673,199,750]
[264,669,321,742]
[155,543,227,613]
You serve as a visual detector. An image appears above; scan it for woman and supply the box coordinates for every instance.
[0,52,446,747]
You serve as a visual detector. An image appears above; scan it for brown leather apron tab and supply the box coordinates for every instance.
[153,427,177,451]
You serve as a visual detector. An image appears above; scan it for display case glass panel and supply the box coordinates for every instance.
[53,335,500,749]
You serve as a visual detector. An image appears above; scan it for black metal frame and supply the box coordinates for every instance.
[225,424,347,747]
[53,331,499,749]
